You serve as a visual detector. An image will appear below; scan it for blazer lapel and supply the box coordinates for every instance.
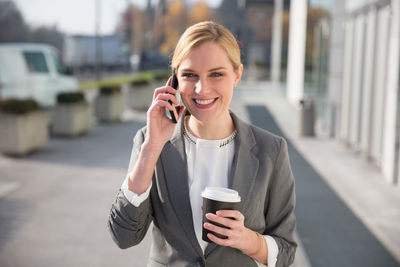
[229,113,259,212]
[205,112,259,257]
[160,114,203,257]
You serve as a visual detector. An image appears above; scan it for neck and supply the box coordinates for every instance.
[186,111,235,140]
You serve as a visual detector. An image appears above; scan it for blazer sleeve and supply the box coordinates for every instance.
[107,128,154,249]
[265,137,297,267]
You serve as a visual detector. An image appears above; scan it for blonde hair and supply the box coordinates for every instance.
[171,21,241,71]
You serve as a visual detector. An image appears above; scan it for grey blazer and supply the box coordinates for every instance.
[108,112,297,267]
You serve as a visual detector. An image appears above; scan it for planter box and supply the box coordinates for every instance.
[95,93,124,122]
[52,103,92,136]
[128,83,154,110]
[0,111,48,156]
[153,79,166,89]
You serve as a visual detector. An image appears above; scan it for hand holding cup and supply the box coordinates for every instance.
[201,187,260,254]
[201,187,241,242]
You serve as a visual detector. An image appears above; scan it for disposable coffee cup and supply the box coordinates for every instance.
[201,187,241,243]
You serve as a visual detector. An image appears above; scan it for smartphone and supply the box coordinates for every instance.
[168,71,179,123]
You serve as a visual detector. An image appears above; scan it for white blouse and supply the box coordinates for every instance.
[183,126,236,252]
[182,126,278,267]
[121,124,278,267]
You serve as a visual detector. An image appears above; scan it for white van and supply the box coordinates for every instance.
[0,43,79,107]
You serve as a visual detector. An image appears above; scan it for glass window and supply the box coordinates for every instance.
[50,50,64,74]
[23,51,49,73]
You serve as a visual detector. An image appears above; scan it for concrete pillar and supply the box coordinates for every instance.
[349,15,365,148]
[326,0,346,138]
[360,7,377,157]
[286,0,307,103]
[340,20,355,143]
[382,0,400,185]
[271,0,283,83]
[370,6,390,165]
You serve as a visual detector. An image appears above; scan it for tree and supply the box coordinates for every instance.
[0,0,30,42]
[30,26,64,51]
[159,1,187,55]
[188,1,211,25]
[117,0,213,57]
[118,5,151,54]
[0,1,65,51]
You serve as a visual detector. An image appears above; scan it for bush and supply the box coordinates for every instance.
[152,69,170,81]
[0,98,39,115]
[57,92,85,104]
[99,86,121,95]
[130,72,154,86]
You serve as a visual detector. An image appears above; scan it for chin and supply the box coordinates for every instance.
[187,109,223,123]
[189,113,213,123]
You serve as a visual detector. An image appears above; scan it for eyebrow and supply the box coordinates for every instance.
[180,67,228,72]
[209,67,227,72]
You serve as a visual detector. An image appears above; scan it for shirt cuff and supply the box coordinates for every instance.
[120,176,152,207]
[254,235,279,267]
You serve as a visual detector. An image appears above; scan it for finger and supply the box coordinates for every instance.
[216,210,244,221]
[206,213,236,229]
[149,99,175,113]
[154,93,179,106]
[153,86,177,100]
[165,76,172,86]
[204,222,232,239]
[207,233,231,247]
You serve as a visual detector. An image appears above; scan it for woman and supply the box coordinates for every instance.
[108,21,296,267]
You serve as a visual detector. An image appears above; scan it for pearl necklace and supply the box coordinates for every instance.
[182,126,237,148]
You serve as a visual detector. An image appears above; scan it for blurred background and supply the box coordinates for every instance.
[0,0,399,266]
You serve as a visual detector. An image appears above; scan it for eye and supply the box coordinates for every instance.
[181,72,198,81]
[210,72,223,78]
[182,72,196,78]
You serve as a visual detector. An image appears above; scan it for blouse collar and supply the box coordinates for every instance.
[182,119,237,148]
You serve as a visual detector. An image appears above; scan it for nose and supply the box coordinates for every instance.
[194,77,210,95]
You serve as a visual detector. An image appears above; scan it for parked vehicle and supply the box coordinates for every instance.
[63,35,130,72]
[0,43,79,107]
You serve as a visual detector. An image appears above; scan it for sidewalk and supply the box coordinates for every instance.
[234,80,400,266]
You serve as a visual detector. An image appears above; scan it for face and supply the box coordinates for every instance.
[177,41,242,124]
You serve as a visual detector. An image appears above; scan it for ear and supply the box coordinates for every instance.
[234,64,243,87]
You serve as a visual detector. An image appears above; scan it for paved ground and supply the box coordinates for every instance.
[0,80,399,266]
[0,120,152,267]
[234,81,400,266]
[246,105,398,267]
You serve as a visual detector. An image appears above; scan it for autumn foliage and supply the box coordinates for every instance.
[119,0,211,57]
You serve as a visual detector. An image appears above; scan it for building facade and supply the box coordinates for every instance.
[327,0,400,185]
[284,0,399,186]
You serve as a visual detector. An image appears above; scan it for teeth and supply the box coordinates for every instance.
[195,99,215,105]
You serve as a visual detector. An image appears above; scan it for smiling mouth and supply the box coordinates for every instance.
[194,98,217,105]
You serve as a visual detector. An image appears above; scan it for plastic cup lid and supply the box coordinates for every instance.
[201,187,241,203]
